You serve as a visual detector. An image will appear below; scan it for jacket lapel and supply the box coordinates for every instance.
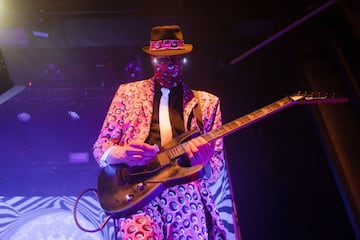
[182,82,198,131]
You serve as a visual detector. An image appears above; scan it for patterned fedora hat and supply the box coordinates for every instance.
[142,25,193,56]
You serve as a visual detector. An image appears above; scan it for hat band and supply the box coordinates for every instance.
[150,39,185,51]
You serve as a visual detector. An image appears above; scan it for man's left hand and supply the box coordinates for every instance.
[185,136,212,167]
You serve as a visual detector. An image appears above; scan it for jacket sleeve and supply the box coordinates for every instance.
[93,85,125,166]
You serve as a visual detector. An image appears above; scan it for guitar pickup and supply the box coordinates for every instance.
[116,168,130,185]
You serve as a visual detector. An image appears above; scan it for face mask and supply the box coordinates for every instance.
[151,55,186,88]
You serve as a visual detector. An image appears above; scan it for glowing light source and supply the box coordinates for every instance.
[67,110,80,120]
[69,152,89,163]
[32,30,49,38]
[17,112,31,122]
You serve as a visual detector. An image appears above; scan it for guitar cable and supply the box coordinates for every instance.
[73,187,112,232]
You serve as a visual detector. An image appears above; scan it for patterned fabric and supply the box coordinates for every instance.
[0,196,111,240]
[118,214,161,239]
[209,160,238,239]
[93,78,232,239]
[150,39,185,50]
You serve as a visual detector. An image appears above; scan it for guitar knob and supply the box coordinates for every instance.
[137,182,146,191]
[125,193,135,202]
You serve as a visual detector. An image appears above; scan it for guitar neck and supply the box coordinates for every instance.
[162,92,347,165]
[204,96,295,142]
[166,95,295,160]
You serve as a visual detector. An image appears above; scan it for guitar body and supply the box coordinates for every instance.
[97,130,204,218]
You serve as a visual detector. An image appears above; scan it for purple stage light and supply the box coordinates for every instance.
[17,112,31,122]
[68,110,80,120]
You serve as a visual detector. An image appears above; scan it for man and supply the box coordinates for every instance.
[93,25,231,239]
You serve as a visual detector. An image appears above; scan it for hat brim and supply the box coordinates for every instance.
[142,44,193,56]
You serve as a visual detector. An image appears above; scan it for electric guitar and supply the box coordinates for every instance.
[97,92,348,218]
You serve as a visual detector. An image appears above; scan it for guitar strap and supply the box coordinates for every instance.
[191,90,204,133]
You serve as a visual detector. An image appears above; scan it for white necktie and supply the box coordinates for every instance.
[159,87,172,146]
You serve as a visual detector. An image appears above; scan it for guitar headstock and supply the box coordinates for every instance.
[289,91,348,104]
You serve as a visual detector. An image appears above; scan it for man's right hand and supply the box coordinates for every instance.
[107,143,160,166]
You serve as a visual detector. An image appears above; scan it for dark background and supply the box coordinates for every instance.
[0,0,359,239]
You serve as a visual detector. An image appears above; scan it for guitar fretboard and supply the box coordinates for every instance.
[166,96,295,160]
[164,92,347,161]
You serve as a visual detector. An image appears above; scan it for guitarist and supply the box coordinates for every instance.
[93,25,230,239]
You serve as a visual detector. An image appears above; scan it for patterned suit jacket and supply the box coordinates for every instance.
[93,78,224,183]
[93,78,237,238]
